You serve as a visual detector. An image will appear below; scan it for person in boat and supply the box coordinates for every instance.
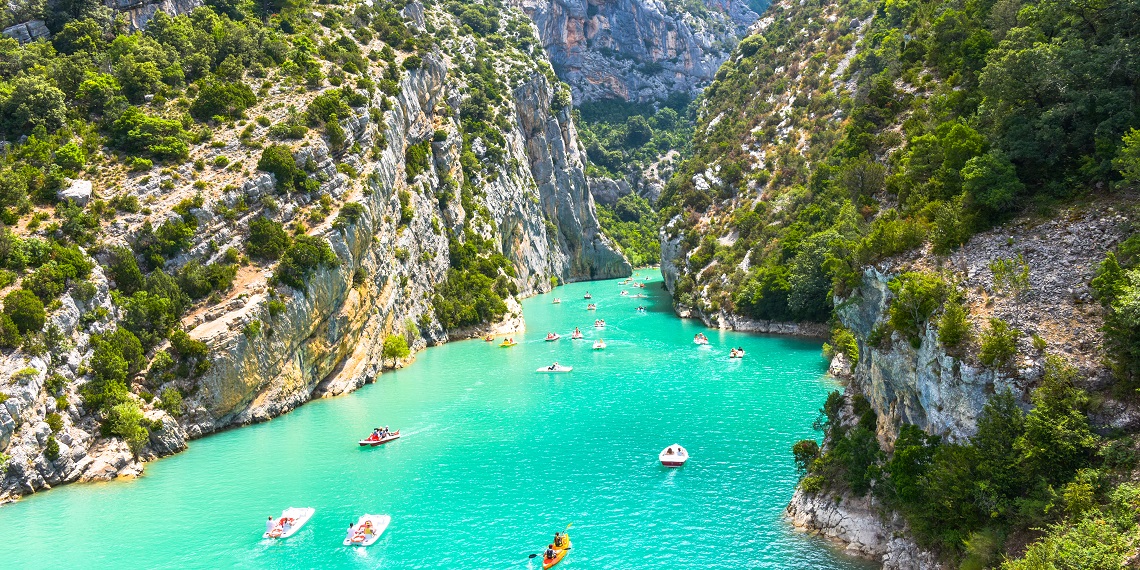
[266,516,275,534]
[382,425,390,438]
[553,532,565,547]
[545,545,557,560]
[347,523,356,542]
[281,519,293,534]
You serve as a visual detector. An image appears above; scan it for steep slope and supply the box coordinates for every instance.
[662,0,1140,565]
[515,0,761,102]
[0,0,627,500]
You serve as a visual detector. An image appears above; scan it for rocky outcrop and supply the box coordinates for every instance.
[839,205,1128,445]
[787,487,943,569]
[516,0,759,102]
[1,20,48,44]
[105,0,203,30]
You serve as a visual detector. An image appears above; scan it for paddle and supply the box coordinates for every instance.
[528,548,571,559]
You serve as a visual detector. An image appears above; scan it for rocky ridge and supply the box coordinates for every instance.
[515,0,760,102]
[0,1,628,501]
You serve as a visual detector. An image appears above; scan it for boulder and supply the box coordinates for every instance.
[58,179,93,206]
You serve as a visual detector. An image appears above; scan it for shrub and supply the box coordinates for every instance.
[108,107,190,161]
[176,260,237,299]
[792,439,820,477]
[274,235,337,290]
[398,190,414,224]
[333,202,365,229]
[887,272,947,348]
[46,412,63,433]
[119,291,177,350]
[109,401,149,455]
[247,217,290,261]
[990,254,1030,296]
[44,436,60,461]
[158,387,183,417]
[978,318,1018,368]
[189,81,257,121]
[405,141,431,181]
[3,289,45,334]
[937,299,970,348]
[257,144,311,193]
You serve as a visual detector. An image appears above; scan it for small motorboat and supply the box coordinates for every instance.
[693,334,709,345]
[500,339,517,347]
[540,532,572,569]
[343,514,391,546]
[659,444,689,467]
[583,292,592,299]
[536,364,573,373]
[593,339,606,350]
[358,429,401,447]
[729,348,746,359]
[586,303,596,311]
[571,330,584,339]
[545,332,561,341]
[620,291,628,296]
[552,298,561,304]
[263,507,315,539]
[594,320,605,328]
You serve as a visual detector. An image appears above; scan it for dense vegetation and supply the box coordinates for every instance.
[661,0,1140,323]
[575,96,693,266]
[432,233,516,329]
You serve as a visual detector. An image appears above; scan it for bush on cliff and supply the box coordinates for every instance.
[273,234,337,290]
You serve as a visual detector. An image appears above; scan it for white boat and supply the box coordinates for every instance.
[729,349,746,359]
[536,364,573,373]
[571,330,584,339]
[694,338,709,345]
[343,514,391,546]
[593,340,606,350]
[659,444,688,467]
[552,298,561,304]
[594,320,605,328]
[263,507,315,539]
[620,291,628,296]
[586,304,597,311]
[545,333,561,341]
[584,293,592,299]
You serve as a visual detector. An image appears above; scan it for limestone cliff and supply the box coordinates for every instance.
[0,1,628,501]
[515,0,760,102]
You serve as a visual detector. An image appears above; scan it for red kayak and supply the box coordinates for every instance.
[358,430,401,447]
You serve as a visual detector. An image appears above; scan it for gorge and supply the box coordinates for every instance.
[3,0,1140,567]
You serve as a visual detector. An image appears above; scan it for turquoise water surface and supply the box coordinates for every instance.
[0,273,873,569]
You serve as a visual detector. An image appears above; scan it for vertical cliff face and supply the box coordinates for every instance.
[514,0,760,102]
[0,1,628,501]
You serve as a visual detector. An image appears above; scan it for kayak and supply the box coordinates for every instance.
[358,430,400,447]
[542,533,572,569]
[500,341,517,347]
[536,365,573,373]
[342,514,391,546]
[263,507,315,539]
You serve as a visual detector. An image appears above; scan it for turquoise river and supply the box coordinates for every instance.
[0,273,874,569]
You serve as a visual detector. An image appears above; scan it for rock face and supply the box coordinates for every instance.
[104,0,204,29]
[0,4,628,502]
[1,20,49,44]
[515,0,760,102]
[839,206,1127,445]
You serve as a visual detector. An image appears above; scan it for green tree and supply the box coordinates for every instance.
[0,75,67,135]
[381,333,409,367]
[962,150,1023,215]
[189,81,257,121]
[246,217,289,260]
[1115,129,1140,185]
[978,318,1017,368]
